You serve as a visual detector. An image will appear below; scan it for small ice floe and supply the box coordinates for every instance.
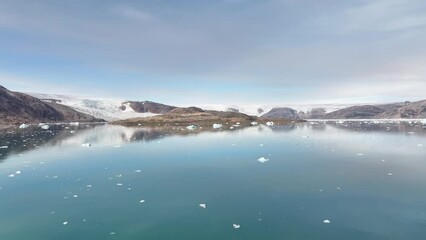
[19,124,29,129]
[266,121,274,126]
[86,185,92,188]
[114,145,122,148]
[323,219,331,224]
[0,146,8,149]
[139,199,145,203]
[40,124,50,130]
[251,121,258,126]
[257,157,269,163]
[233,224,241,229]
[388,173,393,176]
[259,144,264,147]
[63,221,68,225]
[336,187,341,190]
[81,143,91,147]
[199,203,206,209]
[229,126,235,130]
[8,174,15,178]
[116,183,123,186]
[110,232,115,235]
[356,153,364,156]
[134,170,142,173]
[186,125,197,130]
[213,123,223,129]
[69,122,79,126]
[15,171,21,175]
[418,144,424,147]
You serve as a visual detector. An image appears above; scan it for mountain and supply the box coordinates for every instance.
[323,100,426,119]
[260,107,300,120]
[28,93,174,121]
[0,85,102,128]
[122,101,176,114]
[197,103,352,117]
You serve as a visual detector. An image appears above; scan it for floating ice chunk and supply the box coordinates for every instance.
[233,224,241,229]
[418,144,424,147]
[323,219,331,224]
[135,170,142,173]
[73,195,78,198]
[199,203,206,209]
[19,124,29,129]
[110,232,115,235]
[0,146,8,149]
[81,143,91,147]
[114,145,122,148]
[15,171,21,175]
[139,199,145,203]
[69,122,79,126]
[63,221,68,225]
[388,173,393,176]
[229,126,235,130]
[116,183,123,186]
[336,187,341,190]
[40,124,50,130]
[186,125,197,130]
[259,144,264,147]
[86,185,92,188]
[356,153,364,156]
[213,123,223,129]
[8,174,15,177]
[251,121,258,126]
[257,157,269,163]
[266,121,274,126]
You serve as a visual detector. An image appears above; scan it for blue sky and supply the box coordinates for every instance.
[1,0,425,105]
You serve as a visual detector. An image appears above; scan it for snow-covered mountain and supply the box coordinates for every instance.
[27,93,160,121]
[197,103,355,117]
[27,92,358,121]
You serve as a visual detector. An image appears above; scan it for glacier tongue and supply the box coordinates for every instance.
[27,93,158,121]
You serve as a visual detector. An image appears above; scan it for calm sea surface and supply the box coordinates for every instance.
[0,122,425,240]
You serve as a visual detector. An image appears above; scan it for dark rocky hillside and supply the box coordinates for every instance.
[0,85,103,128]
[123,101,176,114]
[260,107,300,120]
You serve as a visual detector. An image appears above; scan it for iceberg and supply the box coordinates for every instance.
[257,157,269,163]
[19,123,30,129]
[266,121,274,126]
[186,125,197,130]
[212,123,223,129]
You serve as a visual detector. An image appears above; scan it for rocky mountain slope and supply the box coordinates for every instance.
[260,107,300,120]
[0,85,103,128]
[323,101,426,119]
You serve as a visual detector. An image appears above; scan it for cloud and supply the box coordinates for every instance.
[0,0,425,104]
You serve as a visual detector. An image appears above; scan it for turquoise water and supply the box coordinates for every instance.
[0,122,426,239]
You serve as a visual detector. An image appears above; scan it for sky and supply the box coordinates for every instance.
[0,0,425,105]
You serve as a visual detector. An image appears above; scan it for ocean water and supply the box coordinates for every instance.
[0,122,425,240]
